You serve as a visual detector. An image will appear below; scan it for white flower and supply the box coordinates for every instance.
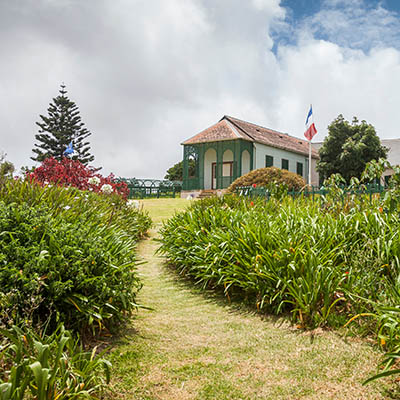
[44,181,49,185]
[100,184,113,194]
[64,205,71,210]
[88,177,101,185]
[127,200,140,209]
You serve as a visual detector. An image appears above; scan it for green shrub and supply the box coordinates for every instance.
[0,324,110,399]
[227,167,306,192]
[0,179,151,336]
[158,195,400,330]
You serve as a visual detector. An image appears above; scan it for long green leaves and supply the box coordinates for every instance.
[0,324,110,399]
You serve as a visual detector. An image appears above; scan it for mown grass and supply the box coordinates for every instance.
[139,198,191,224]
[107,198,395,399]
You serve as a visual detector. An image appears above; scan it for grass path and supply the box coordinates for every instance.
[109,199,393,399]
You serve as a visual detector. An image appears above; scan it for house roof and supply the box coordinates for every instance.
[182,115,319,159]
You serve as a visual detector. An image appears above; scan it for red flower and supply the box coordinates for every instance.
[27,157,129,199]
[345,271,349,275]
[250,201,254,206]
[252,183,257,188]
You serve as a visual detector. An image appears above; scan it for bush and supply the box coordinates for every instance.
[227,167,306,192]
[27,157,129,199]
[158,195,400,331]
[0,179,151,336]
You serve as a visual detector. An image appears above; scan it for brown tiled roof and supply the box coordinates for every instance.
[225,116,319,159]
[182,120,252,145]
[183,116,319,159]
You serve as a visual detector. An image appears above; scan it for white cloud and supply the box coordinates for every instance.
[2,0,400,180]
[304,0,400,50]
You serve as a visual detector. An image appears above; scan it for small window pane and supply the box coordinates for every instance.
[282,159,289,170]
[265,155,273,167]
[296,162,303,176]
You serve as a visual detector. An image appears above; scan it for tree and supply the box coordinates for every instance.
[0,152,14,185]
[164,160,195,181]
[32,84,94,165]
[317,114,387,183]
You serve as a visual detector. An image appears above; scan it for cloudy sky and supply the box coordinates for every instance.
[2,0,400,178]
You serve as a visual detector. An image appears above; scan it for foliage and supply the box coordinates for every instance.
[317,115,387,183]
[227,167,305,193]
[0,324,110,399]
[0,179,151,336]
[0,154,14,186]
[159,161,400,385]
[32,84,94,165]
[164,160,195,181]
[27,157,129,199]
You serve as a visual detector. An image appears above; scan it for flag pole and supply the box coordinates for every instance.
[308,103,312,187]
[309,138,312,186]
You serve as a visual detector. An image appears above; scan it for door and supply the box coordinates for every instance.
[212,163,217,189]
[212,162,233,189]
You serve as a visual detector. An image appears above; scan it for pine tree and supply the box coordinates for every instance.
[32,84,94,165]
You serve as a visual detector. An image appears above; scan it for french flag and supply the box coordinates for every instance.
[304,105,317,141]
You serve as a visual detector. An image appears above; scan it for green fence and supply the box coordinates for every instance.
[117,178,182,199]
[235,183,386,201]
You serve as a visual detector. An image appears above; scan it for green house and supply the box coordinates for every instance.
[181,115,319,197]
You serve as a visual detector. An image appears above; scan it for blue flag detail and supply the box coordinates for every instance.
[305,105,313,125]
[64,142,74,156]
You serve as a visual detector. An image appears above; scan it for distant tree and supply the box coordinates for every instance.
[0,152,14,185]
[32,84,94,165]
[164,160,195,181]
[317,115,387,183]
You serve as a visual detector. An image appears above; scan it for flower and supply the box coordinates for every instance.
[252,183,257,188]
[345,271,349,275]
[127,199,140,209]
[27,157,129,199]
[64,205,71,210]
[88,176,101,186]
[250,201,254,206]
[100,184,113,194]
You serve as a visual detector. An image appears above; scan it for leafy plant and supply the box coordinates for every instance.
[0,324,110,399]
[227,167,305,193]
[27,157,129,198]
[0,179,151,335]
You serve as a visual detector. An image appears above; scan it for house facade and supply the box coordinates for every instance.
[181,116,319,197]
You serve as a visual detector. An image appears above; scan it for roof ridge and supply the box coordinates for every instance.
[223,115,256,141]
[225,115,313,145]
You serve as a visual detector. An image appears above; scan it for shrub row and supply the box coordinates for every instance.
[158,195,400,349]
[0,178,151,397]
[0,179,151,335]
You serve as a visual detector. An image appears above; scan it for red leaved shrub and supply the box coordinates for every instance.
[27,157,129,198]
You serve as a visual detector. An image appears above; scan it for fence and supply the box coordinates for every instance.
[117,178,182,199]
[235,183,386,201]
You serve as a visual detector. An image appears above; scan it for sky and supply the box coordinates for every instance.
[2,0,400,178]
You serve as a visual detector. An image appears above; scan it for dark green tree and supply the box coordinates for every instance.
[164,160,196,181]
[317,114,387,183]
[32,84,94,165]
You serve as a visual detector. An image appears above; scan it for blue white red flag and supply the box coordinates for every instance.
[304,105,317,141]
